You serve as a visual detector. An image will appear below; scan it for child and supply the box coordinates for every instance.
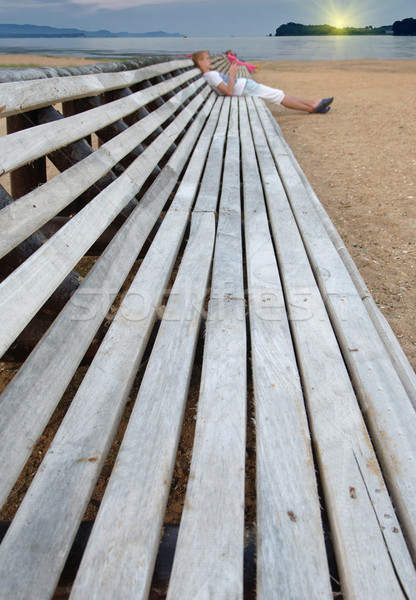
[192,50,333,114]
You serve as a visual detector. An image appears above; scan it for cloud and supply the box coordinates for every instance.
[0,0,63,7]
[68,0,198,9]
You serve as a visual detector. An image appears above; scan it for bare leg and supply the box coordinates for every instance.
[281,94,322,112]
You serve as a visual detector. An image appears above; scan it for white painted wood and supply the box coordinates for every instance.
[0,59,194,117]
[193,95,230,213]
[0,173,137,356]
[257,98,416,563]
[0,90,209,357]
[168,98,247,600]
[240,98,333,599]
[261,103,416,409]
[168,299,247,600]
[0,70,195,174]
[209,99,244,301]
[0,96,222,600]
[361,295,416,408]
[167,97,224,213]
[0,80,208,259]
[70,212,215,600]
[0,103,223,597]
[0,213,186,600]
[0,92,216,509]
[249,97,416,597]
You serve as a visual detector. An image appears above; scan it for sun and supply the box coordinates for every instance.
[309,0,376,28]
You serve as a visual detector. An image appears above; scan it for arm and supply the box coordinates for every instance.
[217,60,239,96]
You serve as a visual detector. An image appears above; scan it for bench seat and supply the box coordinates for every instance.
[0,55,415,600]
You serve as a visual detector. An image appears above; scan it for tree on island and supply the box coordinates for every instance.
[274,22,395,36]
[392,18,416,35]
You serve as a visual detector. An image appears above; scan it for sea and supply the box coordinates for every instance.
[0,35,416,62]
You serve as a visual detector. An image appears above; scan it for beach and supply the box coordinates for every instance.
[0,54,414,371]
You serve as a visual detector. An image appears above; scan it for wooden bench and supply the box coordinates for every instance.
[0,54,415,599]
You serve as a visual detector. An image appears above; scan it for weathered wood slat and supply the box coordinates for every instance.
[70,211,215,600]
[168,97,247,600]
[193,92,231,213]
[258,101,416,563]
[37,103,140,219]
[0,90,209,357]
[0,98,224,598]
[262,104,416,409]
[0,213,186,599]
[0,59,194,118]
[0,80,208,259]
[0,184,80,310]
[0,70,197,175]
[240,98,332,599]
[248,97,416,596]
[0,94,216,510]
[208,99,243,301]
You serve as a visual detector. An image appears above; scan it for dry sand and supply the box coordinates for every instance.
[0,53,106,68]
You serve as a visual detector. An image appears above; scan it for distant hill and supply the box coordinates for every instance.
[0,23,184,38]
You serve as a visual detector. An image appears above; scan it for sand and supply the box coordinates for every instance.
[0,53,106,68]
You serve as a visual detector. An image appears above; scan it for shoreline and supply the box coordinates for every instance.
[0,54,415,371]
[0,53,108,67]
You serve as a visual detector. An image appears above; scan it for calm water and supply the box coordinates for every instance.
[0,35,416,61]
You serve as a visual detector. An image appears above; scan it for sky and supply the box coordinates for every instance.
[0,0,414,37]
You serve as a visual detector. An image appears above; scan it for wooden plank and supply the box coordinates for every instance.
[0,93,217,509]
[256,98,416,563]
[240,98,332,599]
[209,99,244,301]
[0,212,187,600]
[70,212,215,600]
[0,70,196,175]
[261,104,416,408]
[0,80,208,259]
[0,99,224,598]
[6,111,47,199]
[0,59,194,118]
[0,90,210,357]
[360,296,416,408]
[248,97,416,597]
[168,98,247,600]
[193,94,230,212]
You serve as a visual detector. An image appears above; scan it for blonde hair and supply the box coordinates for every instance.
[192,50,209,68]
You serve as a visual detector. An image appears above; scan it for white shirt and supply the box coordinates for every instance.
[203,70,247,96]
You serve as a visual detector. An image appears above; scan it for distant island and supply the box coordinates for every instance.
[275,23,391,36]
[275,18,416,36]
[0,24,184,38]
